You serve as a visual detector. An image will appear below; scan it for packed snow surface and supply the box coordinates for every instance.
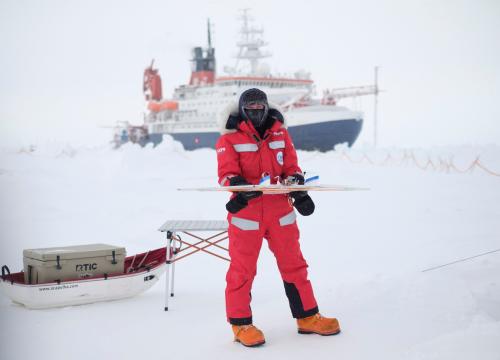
[1,138,499,360]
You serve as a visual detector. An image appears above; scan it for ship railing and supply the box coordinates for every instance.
[160,121,218,132]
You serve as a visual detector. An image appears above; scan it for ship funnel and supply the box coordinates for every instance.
[189,19,216,86]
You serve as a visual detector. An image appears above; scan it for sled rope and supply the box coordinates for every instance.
[126,254,137,273]
[136,250,150,269]
[421,248,500,272]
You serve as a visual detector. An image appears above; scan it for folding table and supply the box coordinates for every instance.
[158,220,229,311]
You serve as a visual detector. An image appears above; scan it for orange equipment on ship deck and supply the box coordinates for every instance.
[148,101,179,113]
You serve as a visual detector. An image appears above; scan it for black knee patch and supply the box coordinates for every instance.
[283,281,319,318]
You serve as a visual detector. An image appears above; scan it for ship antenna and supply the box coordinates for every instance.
[373,66,379,147]
[207,19,212,48]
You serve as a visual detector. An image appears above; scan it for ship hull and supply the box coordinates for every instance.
[288,118,363,151]
[147,118,363,152]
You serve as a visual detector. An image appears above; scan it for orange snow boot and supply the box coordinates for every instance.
[297,313,341,336]
[232,324,266,347]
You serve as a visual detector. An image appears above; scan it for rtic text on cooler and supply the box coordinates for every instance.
[75,263,98,272]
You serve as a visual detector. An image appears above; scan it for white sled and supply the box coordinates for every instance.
[0,248,166,309]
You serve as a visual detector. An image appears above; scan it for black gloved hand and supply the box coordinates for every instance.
[229,175,262,201]
[225,176,262,213]
[226,193,248,214]
[288,173,305,193]
[289,173,306,199]
[289,173,305,185]
[291,193,315,216]
[288,173,315,216]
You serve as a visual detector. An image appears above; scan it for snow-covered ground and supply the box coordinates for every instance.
[1,138,499,360]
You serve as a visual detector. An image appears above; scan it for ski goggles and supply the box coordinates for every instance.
[243,103,266,110]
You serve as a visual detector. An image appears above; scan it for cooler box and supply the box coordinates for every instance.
[23,244,126,284]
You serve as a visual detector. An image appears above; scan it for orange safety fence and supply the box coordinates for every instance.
[340,150,500,177]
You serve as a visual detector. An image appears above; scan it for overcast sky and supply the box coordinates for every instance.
[1,0,499,148]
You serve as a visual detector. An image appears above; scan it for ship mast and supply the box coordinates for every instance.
[207,18,212,49]
[234,9,270,76]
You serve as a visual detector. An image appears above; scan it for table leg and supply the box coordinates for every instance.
[170,237,177,297]
[164,231,173,311]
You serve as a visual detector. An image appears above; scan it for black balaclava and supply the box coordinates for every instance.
[239,88,269,134]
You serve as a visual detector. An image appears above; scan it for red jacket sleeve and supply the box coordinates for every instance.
[282,130,302,177]
[216,135,242,186]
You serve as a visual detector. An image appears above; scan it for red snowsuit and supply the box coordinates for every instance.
[216,112,319,325]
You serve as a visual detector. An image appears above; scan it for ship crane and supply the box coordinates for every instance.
[281,91,312,111]
[143,59,163,101]
[321,84,378,105]
[321,66,381,146]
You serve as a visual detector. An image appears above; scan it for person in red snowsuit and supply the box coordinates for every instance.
[216,88,340,347]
